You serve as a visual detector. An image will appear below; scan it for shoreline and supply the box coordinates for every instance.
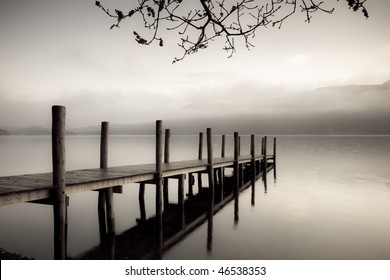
[0,248,34,260]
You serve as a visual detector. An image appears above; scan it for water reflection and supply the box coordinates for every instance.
[70,157,270,259]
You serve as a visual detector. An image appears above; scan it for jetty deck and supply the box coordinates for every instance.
[0,155,273,206]
[0,106,277,259]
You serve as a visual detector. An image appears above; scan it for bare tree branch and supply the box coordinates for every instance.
[94,0,369,63]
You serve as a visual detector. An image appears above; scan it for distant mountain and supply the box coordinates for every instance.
[0,128,9,135]
[162,80,390,135]
[69,122,155,135]
[68,80,390,135]
[12,126,50,135]
[3,80,389,136]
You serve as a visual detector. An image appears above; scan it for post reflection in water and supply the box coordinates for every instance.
[207,198,213,253]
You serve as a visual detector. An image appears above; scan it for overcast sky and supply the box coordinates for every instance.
[0,0,389,129]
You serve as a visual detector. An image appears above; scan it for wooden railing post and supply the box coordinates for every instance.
[197,132,203,193]
[52,105,67,260]
[98,122,108,240]
[206,128,214,251]
[221,134,226,158]
[263,136,268,172]
[100,122,109,169]
[234,132,239,197]
[273,137,277,180]
[273,137,277,164]
[207,128,214,203]
[263,136,268,186]
[155,120,163,256]
[219,134,226,201]
[251,134,256,206]
[163,129,170,209]
[99,122,115,238]
[234,132,240,225]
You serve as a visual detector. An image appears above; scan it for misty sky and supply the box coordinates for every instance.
[0,0,389,129]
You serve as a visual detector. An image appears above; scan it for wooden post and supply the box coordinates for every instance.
[197,132,203,193]
[238,136,241,156]
[198,132,203,160]
[100,122,109,169]
[234,132,240,225]
[178,174,185,229]
[52,105,67,260]
[163,129,170,209]
[207,128,214,251]
[219,135,225,201]
[98,122,108,240]
[207,128,214,199]
[238,136,244,187]
[273,137,276,162]
[221,134,225,157]
[261,137,265,156]
[100,122,115,237]
[164,129,171,164]
[155,120,163,256]
[251,134,256,206]
[263,136,268,185]
[188,173,194,197]
[138,183,146,222]
[263,136,268,170]
[234,132,239,198]
[273,137,277,181]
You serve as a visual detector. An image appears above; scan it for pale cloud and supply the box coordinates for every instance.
[286,54,310,65]
[380,44,390,52]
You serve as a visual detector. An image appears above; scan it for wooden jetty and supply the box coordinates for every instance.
[0,106,276,259]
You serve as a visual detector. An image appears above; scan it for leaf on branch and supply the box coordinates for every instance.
[159,38,164,47]
[115,9,124,20]
[146,6,156,17]
[362,8,369,18]
[128,10,135,17]
[95,1,101,7]
[133,31,147,45]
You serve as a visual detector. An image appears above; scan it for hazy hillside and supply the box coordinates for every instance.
[0,129,9,135]
[2,80,389,135]
[12,126,50,135]
[162,80,390,135]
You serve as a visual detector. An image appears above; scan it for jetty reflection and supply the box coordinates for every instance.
[77,159,275,259]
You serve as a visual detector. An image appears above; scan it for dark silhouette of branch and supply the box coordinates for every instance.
[94,0,369,63]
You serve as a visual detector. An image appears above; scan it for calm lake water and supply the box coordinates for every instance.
[0,135,389,259]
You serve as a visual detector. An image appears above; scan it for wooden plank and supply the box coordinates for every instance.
[0,187,52,206]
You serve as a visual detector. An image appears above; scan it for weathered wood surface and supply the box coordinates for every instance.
[0,155,274,206]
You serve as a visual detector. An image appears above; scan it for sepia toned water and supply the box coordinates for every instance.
[0,135,389,259]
